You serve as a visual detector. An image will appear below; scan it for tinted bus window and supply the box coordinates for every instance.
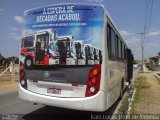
[121,42,124,60]
[124,46,127,60]
[107,24,111,59]
[118,38,121,59]
[116,35,119,59]
[23,36,34,47]
[111,29,116,59]
[36,33,49,49]
[50,42,58,52]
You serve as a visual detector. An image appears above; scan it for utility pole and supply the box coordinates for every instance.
[138,32,146,71]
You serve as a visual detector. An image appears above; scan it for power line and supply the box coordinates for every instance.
[146,0,153,34]
[140,0,154,61]
[144,0,153,44]
[144,0,150,33]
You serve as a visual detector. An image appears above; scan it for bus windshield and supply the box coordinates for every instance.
[36,33,49,49]
[22,36,34,48]
[71,42,76,54]
[50,42,58,52]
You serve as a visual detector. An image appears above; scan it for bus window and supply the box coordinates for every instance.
[111,28,116,59]
[71,42,76,54]
[21,38,24,48]
[107,24,111,59]
[23,36,34,48]
[118,38,122,60]
[115,35,119,59]
[124,46,127,60]
[99,50,102,64]
[75,42,82,59]
[50,42,58,52]
[36,33,49,49]
[121,42,124,60]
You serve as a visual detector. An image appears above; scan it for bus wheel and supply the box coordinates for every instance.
[25,57,33,68]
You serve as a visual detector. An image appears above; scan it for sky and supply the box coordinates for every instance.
[0,0,160,60]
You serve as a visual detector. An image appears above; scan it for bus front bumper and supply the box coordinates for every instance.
[18,84,106,112]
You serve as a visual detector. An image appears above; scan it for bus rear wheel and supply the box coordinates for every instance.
[119,81,124,100]
[25,57,33,68]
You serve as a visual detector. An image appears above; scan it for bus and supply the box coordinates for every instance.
[75,41,86,65]
[19,3,133,112]
[85,44,95,65]
[93,47,101,64]
[57,36,77,65]
[20,29,59,68]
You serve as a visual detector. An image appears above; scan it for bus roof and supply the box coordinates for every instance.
[58,35,74,40]
[74,40,84,44]
[21,28,55,38]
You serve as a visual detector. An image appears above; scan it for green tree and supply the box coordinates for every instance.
[0,53,5,66]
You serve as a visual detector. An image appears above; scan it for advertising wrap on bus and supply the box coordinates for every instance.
[20,4,104,98]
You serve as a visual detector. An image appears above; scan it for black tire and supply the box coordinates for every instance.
[119,82,124,100]
[25,57,33,68]
[119,86,123,100]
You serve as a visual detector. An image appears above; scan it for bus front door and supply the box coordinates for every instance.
[35,34,48,65]
[57,41,67,64]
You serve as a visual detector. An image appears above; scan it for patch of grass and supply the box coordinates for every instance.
[130,75,149,114]
[134,76,150,89]
[130,89,139,114]
[118,94,129,113]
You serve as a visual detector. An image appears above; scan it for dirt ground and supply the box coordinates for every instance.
[0,66,19,94]
[132,71,160,114]
[0,79,18,94]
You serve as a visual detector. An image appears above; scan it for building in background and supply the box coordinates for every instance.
[148,52,160,71]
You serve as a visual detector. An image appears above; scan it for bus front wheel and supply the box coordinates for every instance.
[25,57,33,68]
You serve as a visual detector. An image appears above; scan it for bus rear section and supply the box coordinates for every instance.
[19,4,105,111]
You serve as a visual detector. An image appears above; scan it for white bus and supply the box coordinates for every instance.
[75,40,86,65]
[19,4,133,112]
[93,47,100,64]
[20,29,59,68]
[57,36,77,65]
[85,44,95,65]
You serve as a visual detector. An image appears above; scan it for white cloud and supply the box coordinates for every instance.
[120,30,130,37]
[120,30,160,59]
[146,43,160,47]
[120,30,142,59]
[120,30,140,44]
[9,32,20,40]
[14,16,25,24]
[147,31,160,36]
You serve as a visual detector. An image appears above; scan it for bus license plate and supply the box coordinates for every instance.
[47,88,61,94]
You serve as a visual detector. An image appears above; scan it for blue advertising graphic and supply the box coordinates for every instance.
[21,4,104,67]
